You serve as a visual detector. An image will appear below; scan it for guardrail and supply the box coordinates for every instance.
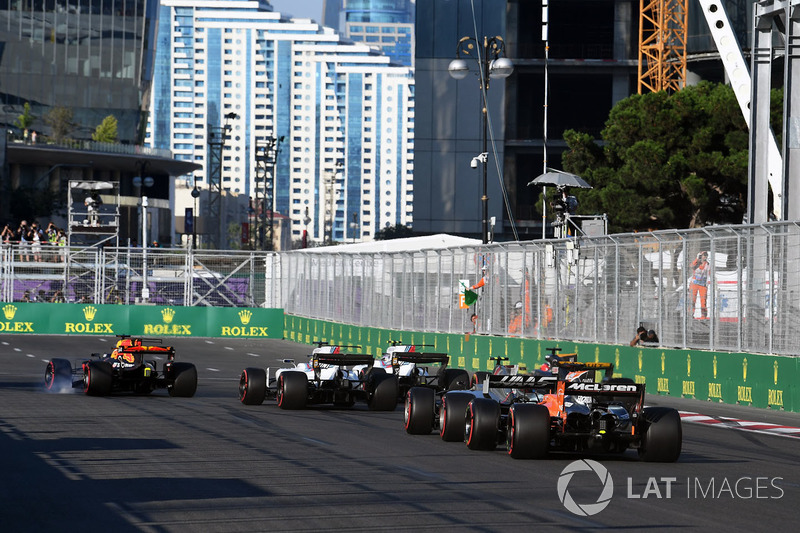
[3,220,800,356]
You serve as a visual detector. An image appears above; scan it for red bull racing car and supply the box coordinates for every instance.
[44,335,198,397]
[405,356,681,462]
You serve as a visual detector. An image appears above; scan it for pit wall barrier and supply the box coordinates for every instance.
[0,302,284,339]
[284,315,799,414]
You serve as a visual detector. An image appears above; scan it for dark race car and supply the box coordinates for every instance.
[238,342,399,410]
[44,335,198,397]
[352,341,471,401]
[404,355,558,441]
[405,355,681,462]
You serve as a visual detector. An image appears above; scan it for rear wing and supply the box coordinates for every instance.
[563,381,644,396]
[390,352,450,366]
[557,361,614,380]
[482,374,557,394]
[312,353,375,368]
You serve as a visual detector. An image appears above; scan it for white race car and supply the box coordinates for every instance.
[238,343,398,410]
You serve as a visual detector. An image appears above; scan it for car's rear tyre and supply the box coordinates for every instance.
[465,398,501,450]
[442,369,470,390]
[239,367,267,405]
[45,358,72,392]
[84,361,113,396]
[168,362,198,397]
[368,372,399,411]
[440,392,473,442]
[638,407,682,462]
[507,403,550,459]
[471,371,490,389]
[277,371,308,410]
[404,387,435,434]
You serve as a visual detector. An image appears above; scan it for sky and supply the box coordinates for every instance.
[269,0,324,22]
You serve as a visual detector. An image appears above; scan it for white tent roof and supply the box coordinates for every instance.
[298,234,482,254]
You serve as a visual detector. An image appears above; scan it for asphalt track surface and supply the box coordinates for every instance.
[1,335,799,532]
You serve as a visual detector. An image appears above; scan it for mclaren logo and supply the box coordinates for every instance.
[0,304,34,332]
[567,383,638,393]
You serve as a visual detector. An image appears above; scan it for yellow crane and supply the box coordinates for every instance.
[637,0,689,94]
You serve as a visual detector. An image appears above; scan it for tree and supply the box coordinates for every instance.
[43,105,76,143]
[374,224,414,240]
[561,82,773,233]
[92,115,118,143]
[14,102,35,131]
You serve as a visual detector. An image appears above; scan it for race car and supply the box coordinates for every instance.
[353,341,470,400]
[406,357,681,462]
[404,355,558,441]
[238,342,399,410]
[44,335,198,397]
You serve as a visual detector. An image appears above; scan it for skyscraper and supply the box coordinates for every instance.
[148,0,414,244]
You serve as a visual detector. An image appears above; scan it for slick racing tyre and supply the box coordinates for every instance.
[239,367,267,405]
[368,372,399,411]
[84,360,113,396]
[638,407,682,462]
[465,398,501,450]
[168,362,198,398]
[404,387,435,434]
[439,392,473,442]
[442,369,470,391]
[507,403,550,459]
[277,371,308,410]
[45,358,72,392]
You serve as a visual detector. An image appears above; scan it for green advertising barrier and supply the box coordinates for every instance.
[283,316,799,413]
[0,302,284,338]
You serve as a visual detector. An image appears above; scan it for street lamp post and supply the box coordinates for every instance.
[191,177,200,249]
[449,35,513,244]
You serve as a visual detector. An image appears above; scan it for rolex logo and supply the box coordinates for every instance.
[161,308,175,324]
[3,304,17,320]
[82,306,97,321]
[238,309,252,325]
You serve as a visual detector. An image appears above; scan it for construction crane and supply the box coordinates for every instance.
[638,0,783,220]
[637,0,689,93]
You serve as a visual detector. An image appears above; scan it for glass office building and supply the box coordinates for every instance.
[0,0,155,141]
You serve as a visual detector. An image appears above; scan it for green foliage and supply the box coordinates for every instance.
[92,115,118,143]
[14,102,35,131]
[562,82,757,232]
[374,224,414,240]
[44,106,76,143]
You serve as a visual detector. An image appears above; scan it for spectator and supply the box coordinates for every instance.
[50,290,65,303]
[508,303,524,336]
[31,130,37,144]
[57,229,67,262]
[21,290,31,302]
[690,251,710,319]
[1,223,13,245]
[30,222,42,262]
[470,313,478,333]
[16,221,30,261]
[644,329,659,344]
[630,326,647,346]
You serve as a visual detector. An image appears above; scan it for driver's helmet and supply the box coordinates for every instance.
[111,338,140,358]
